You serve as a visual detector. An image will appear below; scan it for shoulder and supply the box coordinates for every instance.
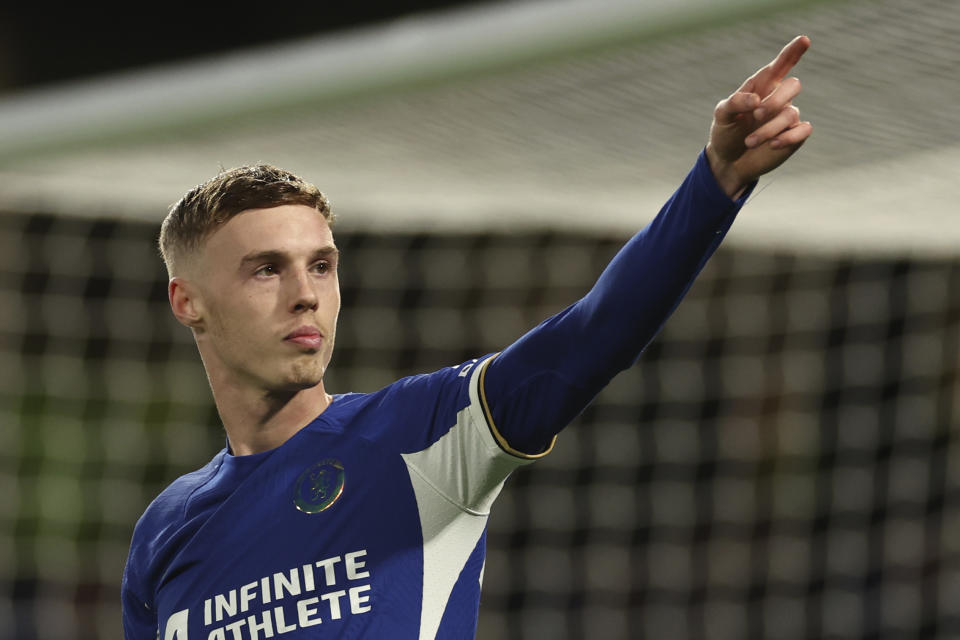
[129,452,225,556]
[325,356,494,451]
[147,453,224,519]
[390,356,491,402]
[334,356,491,413]
[125,451,226,602]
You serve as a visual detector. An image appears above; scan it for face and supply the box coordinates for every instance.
[187,205,340,394]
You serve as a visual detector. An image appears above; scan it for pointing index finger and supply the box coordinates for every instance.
[740,35,811,94]
[768,35,811,83]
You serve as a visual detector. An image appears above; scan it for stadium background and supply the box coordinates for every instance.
[1,0,958,638]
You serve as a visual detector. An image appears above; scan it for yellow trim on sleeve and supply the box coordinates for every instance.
[478,354,557,460]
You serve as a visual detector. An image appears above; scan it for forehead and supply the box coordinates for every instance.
[204,204,335,261]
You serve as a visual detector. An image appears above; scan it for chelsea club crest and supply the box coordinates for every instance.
[294,459,345,513]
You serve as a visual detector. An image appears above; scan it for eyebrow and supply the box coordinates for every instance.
[239,246,339,269]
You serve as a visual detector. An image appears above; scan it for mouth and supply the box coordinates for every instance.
[284,326,323,350]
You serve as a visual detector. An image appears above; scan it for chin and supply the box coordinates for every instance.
[283,365,327,390]
[257,356,329,393]
[280,374,324,391]
[263,379,322,398]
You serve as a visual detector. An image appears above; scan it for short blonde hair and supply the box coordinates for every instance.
[159,164,333,275]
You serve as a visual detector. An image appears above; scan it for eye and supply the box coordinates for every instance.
[254,264,277,277]
[311,260,333,274]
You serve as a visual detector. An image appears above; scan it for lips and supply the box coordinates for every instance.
[284,326,323,350]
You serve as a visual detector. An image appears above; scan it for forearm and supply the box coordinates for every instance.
[484,150,755,453]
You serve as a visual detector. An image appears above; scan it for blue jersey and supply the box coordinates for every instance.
[122,355,536,639]
[123,151,752,639]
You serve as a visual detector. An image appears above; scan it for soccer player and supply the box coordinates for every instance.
[123,37,813,639]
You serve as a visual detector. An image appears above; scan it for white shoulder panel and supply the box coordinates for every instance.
[404,356,533,514]
[402,465,488,640]
[401,357,534,639]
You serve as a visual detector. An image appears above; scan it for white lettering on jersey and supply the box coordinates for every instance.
[246,610,274,640]
[163,608,189,639]
[296,598,323,627]
[194,549,373,639]
[349,585,372,613]
[344,550,369,579]
[240,582,258,613]
[457,360,478,378]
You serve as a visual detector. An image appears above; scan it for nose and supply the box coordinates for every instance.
[288,267,319,313]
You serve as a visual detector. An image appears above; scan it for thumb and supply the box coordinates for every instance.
[714,91,760,126]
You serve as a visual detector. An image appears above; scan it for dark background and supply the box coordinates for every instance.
[0,2,493,93]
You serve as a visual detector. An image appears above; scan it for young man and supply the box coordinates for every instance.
[123,37,813,639]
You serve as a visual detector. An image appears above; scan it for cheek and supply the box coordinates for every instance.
[208,294,269,344]
[330,279,342,309]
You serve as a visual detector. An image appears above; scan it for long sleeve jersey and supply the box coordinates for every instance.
[122,150,752,640]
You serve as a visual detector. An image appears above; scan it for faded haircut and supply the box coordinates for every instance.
[159,164,333,276]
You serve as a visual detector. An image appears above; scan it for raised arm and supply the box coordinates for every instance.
[481,37,813,456]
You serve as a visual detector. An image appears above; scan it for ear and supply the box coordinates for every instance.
[168,277,205,329]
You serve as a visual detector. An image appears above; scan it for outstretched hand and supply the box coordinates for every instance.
[706,36,813,198]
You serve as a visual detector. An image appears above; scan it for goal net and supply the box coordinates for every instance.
[1,214,957,639]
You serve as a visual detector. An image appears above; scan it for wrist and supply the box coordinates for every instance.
[705,144,747,200]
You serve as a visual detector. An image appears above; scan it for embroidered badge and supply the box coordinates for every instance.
[294,458,345,513]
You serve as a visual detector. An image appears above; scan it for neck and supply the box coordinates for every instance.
[211,378,333,456]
